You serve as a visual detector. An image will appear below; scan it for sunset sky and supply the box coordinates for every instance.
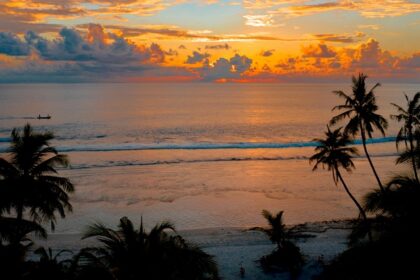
[0,0,419,82]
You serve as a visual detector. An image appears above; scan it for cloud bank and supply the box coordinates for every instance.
[0,24,419,83]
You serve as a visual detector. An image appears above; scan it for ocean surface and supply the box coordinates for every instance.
[0,82,419,233]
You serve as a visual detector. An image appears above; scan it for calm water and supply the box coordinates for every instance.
[0,83,419,233]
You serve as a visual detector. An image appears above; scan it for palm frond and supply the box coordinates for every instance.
[0,217,47,242]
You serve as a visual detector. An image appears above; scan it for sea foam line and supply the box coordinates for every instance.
[0,136,397,153]
[69,152,398,170]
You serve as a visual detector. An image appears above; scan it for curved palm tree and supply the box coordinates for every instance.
[390,92,420,183]
[0,124,74,230]
[310,126,368,223]
[330,73,388,191]
[81,216,219,280]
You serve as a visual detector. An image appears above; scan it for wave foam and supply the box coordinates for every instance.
[0,136,396,153]
[70,152,398,170]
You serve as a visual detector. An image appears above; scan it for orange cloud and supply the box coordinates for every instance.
[263,38,418,81]
[312,32,365,43]
[0,24,419,83]
[301,43,336,58]
[271,0,420,18]
[95,24,303,42]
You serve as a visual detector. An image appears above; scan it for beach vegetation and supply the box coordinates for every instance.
[310,126,371,241]
[330,73,388,191]
[77,216,219,280]
[251,210,304,279]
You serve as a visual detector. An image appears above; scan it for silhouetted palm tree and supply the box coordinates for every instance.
[330,73,388,191]
[80,216,219,280]
[347,174,420,245]
[0,124,74,230]
[394,134,420,172]
[252,210,288,250]
[310,126,369,223]
[0,217,46,245]
[391,92,420,183]
[364,175,420,219]
[251,210,303,278]
[0,217,47,278]
[28,247,73,280]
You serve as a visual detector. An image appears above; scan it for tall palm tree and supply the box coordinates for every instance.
[310,126,368,223]
[81,216,219,280]
[0,124,74,230]
[330,73,388,191]
[390,92,420,183]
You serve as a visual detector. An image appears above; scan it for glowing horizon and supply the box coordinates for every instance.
[0,0,419,83]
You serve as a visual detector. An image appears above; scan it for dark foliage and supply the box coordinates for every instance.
[77,216,219,280]
[252,210,304,278]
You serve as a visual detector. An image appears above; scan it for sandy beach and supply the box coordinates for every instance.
[34,220,353,279]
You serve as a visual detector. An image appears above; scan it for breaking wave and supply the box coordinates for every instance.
[0,136,396,153]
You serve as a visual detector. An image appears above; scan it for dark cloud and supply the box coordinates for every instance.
[275,57,296,70]
[302,43,336,58]
[397,52,420,68]
[18,24,152,63]
[351,39,395,68]
[260,49,274,57]
[329,61,341,69]
[0,32,30,56]
[205,43,230,50]
[0,24,180,82]
[230,54,252,73]
[149,42,165,63]
[165,48,178,56]
[313,33,365,43]
[197,54,253,81]
[262,64,271,71]
[185,51,210,64]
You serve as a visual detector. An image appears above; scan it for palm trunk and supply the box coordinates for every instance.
[336,168,372,242]
[360,123,384,192]
[408,130,419,184]
[277,241,282,251]
[12,203,24,246]
[17,203,23,221]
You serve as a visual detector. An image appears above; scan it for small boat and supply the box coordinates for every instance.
[37,114,51,119]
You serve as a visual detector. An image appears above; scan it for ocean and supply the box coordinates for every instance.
[0,82,419,233]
